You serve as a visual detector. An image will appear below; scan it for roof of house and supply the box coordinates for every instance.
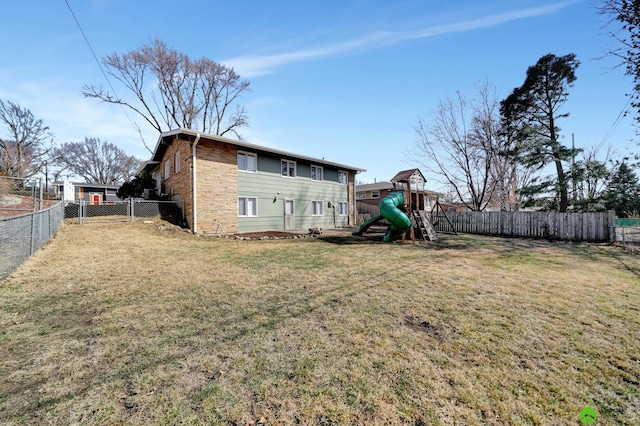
[52,181,120,190]
[140,128,366,175]
[390,168,426,183]
[355,182,393,192]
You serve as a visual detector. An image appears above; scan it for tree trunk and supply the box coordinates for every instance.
[555,158,568,212]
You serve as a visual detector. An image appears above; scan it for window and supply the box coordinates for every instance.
[175,151,180,174]
[238,152,257,172]
[311,200,324,216]
[371,190,380,198]
[311,165,323,181]
[338,171,348,185]
[281,160,296,177]
[164,160,170,179]
[339,202,348,216]
[357,192,366,199]
[238,197,257,217]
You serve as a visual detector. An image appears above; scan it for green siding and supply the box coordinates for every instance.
[256,155,281,174]
[237,153,350,232]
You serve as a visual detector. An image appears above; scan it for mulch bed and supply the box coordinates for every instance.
[225,231,311,240]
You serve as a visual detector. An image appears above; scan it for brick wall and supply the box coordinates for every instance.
[161,138,193,225]
[194,140,238,234]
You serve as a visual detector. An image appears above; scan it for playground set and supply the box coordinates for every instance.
[353,169,454,242]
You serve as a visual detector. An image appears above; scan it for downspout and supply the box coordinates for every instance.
[191,133,202,234]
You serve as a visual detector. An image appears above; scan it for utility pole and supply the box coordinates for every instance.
[571,133,577,207]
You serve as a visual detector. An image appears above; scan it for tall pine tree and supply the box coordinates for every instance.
[500,53,580,212]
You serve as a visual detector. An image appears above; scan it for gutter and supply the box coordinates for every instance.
[191,133,201,234]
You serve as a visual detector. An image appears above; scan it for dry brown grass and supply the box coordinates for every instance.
[1,221,639,425]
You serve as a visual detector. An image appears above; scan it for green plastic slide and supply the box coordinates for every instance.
[379,191,411,241]
[353,191,411,241]
[352,213,385,236]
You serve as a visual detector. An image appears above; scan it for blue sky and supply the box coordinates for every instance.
[1,0,636,187]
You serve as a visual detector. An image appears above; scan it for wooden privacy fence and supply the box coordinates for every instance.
[432,210,616,242]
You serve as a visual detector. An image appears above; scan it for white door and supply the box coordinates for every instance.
[284,200,295,230]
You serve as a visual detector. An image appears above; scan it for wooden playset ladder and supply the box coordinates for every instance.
[413,210,437,241]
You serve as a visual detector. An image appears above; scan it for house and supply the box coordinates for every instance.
[137,129,365,234]
[52,180,121,204]
[356,181,394,206]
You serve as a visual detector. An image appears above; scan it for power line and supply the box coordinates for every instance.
[595,91,635,153]
[63,0,150,152]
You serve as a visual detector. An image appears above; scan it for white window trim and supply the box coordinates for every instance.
[164,160,170,180]
[311,165,324,181]
[371,190,380,198]
[238,197,258,217]
[238,151,257,173]
[175,151,181,174]
[357,192,366,199]
[338,170,348,185]
[338,201,348,216]
[281,159,296,178]
[311,200,324,216]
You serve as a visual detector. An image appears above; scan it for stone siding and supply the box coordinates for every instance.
[195,141,238,234]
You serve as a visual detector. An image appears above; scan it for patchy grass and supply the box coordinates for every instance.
[1,222,639,425]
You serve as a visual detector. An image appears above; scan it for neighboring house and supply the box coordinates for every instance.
[356,181,394,206]
[52,180,121,204]
[137,128,365,234]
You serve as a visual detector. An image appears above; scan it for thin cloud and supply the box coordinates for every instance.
[225,1,580,77]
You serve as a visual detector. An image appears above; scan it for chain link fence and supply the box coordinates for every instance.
[615,225,640,250]
[0,201,65,281]
[64,199,185,226]
[614,218,640,250]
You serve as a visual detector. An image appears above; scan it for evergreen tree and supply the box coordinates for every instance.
[604,162,640,217]
[500,53,580,212]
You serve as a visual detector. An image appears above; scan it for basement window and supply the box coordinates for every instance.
[311,200,324,216]
[339,202,348,216]
[238,197,257,217]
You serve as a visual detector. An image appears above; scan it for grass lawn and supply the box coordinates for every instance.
[1,221,639,425]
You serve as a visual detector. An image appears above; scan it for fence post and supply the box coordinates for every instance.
[29,211,36,255]
[38,178,43,211]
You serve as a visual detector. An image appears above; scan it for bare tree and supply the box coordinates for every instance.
[83,39,251,150]
[471,83,530,211]
[599,1,640,125]
[0,100,52,178]
[51,137,141,185]
[413,82,519,211]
